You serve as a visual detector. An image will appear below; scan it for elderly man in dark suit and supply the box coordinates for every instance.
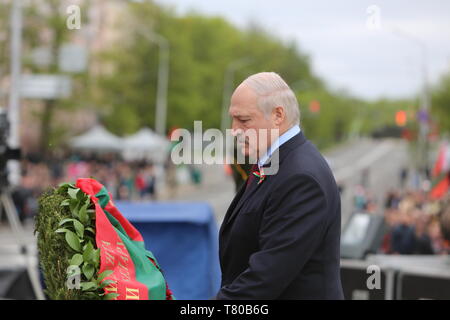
[217,72,344,300]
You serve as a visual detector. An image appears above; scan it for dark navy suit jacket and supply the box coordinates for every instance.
[217,131,344,300]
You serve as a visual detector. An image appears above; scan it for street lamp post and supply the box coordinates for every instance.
[135,27,170,137]
[132,25,170,198]
[152,33,170,137]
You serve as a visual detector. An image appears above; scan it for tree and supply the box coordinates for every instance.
[95,1,323,135]
[432,68,450,133]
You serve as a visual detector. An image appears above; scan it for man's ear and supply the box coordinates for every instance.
[273,106,285,125]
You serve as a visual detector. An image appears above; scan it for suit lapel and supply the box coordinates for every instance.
[224,173,262,228]
[220,180,247,233]
[220,132,307,235]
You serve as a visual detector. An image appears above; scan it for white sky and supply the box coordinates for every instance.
[157,0,450,101]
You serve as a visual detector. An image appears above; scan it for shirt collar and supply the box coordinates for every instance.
[258,125,301,169]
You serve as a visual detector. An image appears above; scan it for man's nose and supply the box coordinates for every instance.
[231,119,241,135]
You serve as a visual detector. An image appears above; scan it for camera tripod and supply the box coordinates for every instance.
[0,186,45,300]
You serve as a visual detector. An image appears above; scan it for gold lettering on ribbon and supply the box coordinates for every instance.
[105,282,118,300]
[105,250,115,265]
[101,240,111,247]
[115,241,131,280]
[119,254,129,263]
[117,241,126,250]
[125,287,140,300]
[118,262,131,281]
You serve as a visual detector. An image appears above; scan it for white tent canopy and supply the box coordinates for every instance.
[122,127,170,162]
[70,125,124,152]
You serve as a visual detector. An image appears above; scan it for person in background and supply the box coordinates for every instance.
[412,209,434,254]
[399,167,409,188]
[135,167,147,199]
[390,210,416,254]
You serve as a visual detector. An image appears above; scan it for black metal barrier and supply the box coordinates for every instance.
[397,269,450,300]
[340,259,395,300]
[341,255,450,300]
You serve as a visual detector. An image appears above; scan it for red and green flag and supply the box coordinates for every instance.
[430,143,450,200]
[76,178,174,300]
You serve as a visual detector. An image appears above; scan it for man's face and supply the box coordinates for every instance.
[229,84,278,158]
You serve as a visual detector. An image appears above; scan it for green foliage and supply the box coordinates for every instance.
[95,2,323,134]
[2,0,435,151]
[35,183,116,300]
[94,1,415,149]
[432,68,450,133]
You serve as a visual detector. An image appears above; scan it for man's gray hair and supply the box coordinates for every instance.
[242,72,300,126]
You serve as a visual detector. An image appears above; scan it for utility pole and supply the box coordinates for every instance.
[134,24,170,137]
[153,32,169,137]
[8,0,23,186]
[132,22,170,199]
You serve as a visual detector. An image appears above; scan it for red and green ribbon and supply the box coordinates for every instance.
[252,169,266,185]
[76,178,173,300]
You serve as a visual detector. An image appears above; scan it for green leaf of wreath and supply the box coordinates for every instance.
[58,218,76,226]
[97,270,114,282]
[58,182,75,189]
[104,293,119,300]
[68,187,80,200]
[93,248,100,265]
[69,199,79,218]
[73,220,85,239]
[80,281,97,291]
[83,242,95,264]
[82,263,95,280]
[99,279,115,289]
[78,203,89,225]
[60,199,70,207]
[70,254,83,266]
[55,228,70,234]
[65,230,81,252]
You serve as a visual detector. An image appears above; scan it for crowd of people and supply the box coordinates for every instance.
[347,164,450,256]
[5,153,157,222]
[380,189,450,255]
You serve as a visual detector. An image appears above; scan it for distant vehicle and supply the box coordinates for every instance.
[371,125,403,139]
